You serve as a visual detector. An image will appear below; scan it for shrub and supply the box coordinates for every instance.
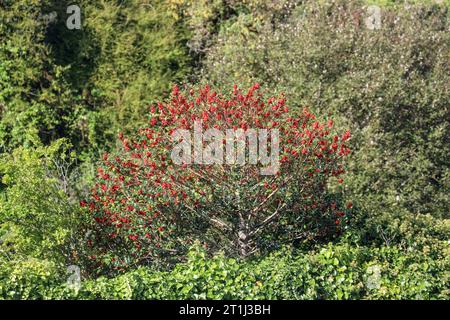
[0,258,62,300]
[0,139,82,267]
[3,243,448,300]
[84,84,351,273]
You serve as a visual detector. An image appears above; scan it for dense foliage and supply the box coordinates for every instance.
[0,0,448,300]
[1,244,448,300]
[0,0,192,157]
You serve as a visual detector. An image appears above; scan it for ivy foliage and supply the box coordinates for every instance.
[1,243,448,300]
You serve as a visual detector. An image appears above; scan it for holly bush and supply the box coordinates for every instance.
[84,84,352,273]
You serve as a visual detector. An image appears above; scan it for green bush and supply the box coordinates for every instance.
[2,243,447,300]
[0,139,82,268]
[0,258,62,300]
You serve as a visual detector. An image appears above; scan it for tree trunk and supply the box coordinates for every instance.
[237,217,251,257]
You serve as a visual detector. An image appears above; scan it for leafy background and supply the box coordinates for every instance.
[0,0,448,299]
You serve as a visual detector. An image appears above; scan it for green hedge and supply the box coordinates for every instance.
[2,243,448,300]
